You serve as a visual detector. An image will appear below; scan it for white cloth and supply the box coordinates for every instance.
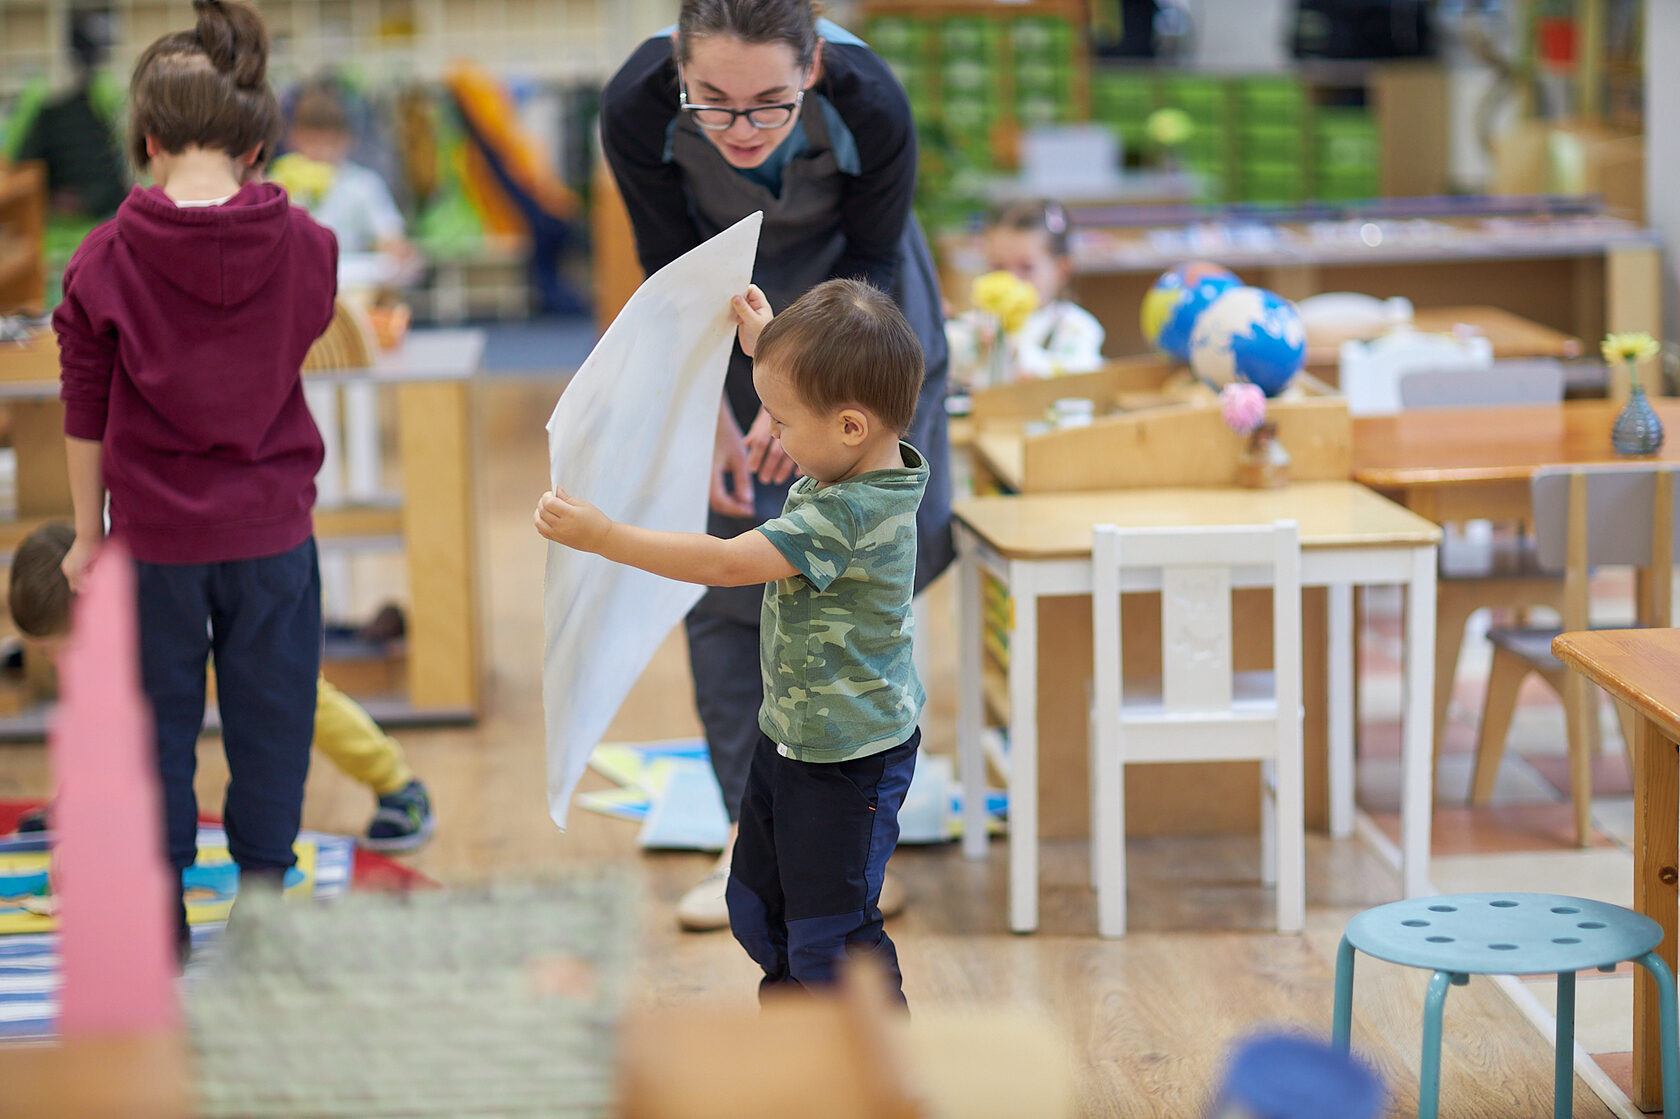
[542,212,763,829]
[1014,300,1106,377]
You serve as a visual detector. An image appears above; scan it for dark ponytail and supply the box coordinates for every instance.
[128,0,280,171]
[675,0,821,70]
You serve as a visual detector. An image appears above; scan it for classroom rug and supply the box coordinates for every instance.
[0,799,434,1041]
[578,738,1007,850]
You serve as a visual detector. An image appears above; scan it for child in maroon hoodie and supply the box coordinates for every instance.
[52,0,336,963]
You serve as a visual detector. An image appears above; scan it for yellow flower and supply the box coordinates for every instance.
[972,270,1039,335]
[1602,332,1661,363]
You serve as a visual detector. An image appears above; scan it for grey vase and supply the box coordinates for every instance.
[1612,384,1665,456]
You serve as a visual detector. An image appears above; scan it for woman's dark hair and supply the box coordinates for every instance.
[989,198,1072,258]
[128,0,280,171]
[675,0,821,70]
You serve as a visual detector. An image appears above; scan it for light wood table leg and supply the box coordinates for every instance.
[1327,582,1355,838]
[395,380,482,716]
[1401,545,1438,898]
[1008,561,1040,934]
[1633,717,1679,1111]
[957,528,987,861]
[11,399,71,517]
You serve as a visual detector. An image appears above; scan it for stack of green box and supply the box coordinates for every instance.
[868,17,933,120]
[1234,76,1308,204]
[1156,73,1232,201]
[1088,69,1155,152]
[1010,17,1076,128]
[936,17,1003,162]
[1314,107,1379,200]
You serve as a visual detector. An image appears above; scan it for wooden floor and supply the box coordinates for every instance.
[0,380,1618,1118]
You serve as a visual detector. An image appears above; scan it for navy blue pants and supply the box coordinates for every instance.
[135,538,322,880]
[726,729,918,1006]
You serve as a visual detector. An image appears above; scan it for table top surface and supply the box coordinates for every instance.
[0,327,486,397]
[1303,305,1582,368]
[954,480,1440,559]
[1553,628,1680,746]
[1351,400,1680,489]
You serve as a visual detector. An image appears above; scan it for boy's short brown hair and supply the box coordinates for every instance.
[754,279,924,434]
[292,81,351,136]
[9,523,75,639]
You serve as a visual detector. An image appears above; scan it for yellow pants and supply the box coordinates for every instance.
[313,678,413,797]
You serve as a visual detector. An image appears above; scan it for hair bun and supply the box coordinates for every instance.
[193,0,269,89]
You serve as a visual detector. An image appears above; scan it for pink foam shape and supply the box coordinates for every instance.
[50,538,180,1035]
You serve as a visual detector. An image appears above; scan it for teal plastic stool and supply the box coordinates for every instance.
[1332,893,1680,1119]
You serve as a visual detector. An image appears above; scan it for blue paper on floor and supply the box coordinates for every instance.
[581,739,1006,849]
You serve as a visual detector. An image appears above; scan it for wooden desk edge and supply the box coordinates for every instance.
[1553,629,1680,744]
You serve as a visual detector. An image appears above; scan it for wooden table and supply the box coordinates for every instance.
[955,481,1441,932]
[1303,304,1582,383]
[1352,399,1680,525]
[0,329,486,722]
[1552,627,1680,1112]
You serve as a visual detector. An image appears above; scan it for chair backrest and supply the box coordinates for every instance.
[1531,464,1680,628]
[1339,330,1494,416]
[1397,359,1566,410]
[1091,521,1301,717]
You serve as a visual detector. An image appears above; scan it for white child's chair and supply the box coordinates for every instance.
[1339,329,1494,416]
[1089,521,1305,937]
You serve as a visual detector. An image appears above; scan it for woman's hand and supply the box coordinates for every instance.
[534,486,614,552]
[732,285,773,358]
[711,402,754,518]
[61,535,99,595]
[744,407,797,485]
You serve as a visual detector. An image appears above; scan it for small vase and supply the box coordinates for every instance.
[1612,383,1665,456]
[1238,423,1291,488]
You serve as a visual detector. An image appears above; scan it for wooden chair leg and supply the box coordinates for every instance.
[1557,669,1598,847]
[1613,698,1639,758]
[1471,648,1530,805]
[1433,589,1482,765]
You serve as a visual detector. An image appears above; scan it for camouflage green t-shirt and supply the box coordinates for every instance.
[755,442,929,763]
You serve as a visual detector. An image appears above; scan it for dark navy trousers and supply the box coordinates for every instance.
[135,537,321,879]
[726,728,919,1006]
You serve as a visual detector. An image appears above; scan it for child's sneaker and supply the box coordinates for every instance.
[362,780,435,853]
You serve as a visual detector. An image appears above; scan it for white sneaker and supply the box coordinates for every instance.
[676,852,733,932]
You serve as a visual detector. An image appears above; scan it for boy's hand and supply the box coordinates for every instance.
[732,285,773,358]
[534,487,613,552]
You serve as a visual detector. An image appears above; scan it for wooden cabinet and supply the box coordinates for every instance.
[0,162,46,314]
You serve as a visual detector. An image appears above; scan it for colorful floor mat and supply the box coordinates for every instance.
[0,822,353,1040]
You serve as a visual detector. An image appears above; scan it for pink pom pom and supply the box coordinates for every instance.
[1220,382,1267,434]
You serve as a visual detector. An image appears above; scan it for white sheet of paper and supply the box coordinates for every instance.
[543,212,763,829]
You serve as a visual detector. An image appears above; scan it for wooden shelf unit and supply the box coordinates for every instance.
[0,162,47,314]
[0,0,678,95]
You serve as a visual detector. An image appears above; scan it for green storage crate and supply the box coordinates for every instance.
[1015,93,1071,127]
[1158,75,1230,125]
[1091,71,1155,113]
[1315,108,1379,171]
[1236,77,1306,125]
[1013,59,1070,97]
[940,57,991,97]
[1239,122,1306,161]
[867,17,931,61]
[939,17,1002,61]
[1313,167,1379,201]
[1240,162,1305,203]
[1010,16,1074,63]
[940,97,996,132]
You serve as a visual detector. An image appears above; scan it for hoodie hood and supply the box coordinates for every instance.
[116,181,296,307]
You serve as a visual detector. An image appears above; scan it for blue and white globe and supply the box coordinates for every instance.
[1154,272,1239,365]
[1189,286,1306,397]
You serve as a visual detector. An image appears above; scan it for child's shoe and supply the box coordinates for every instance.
[362,780,435,853]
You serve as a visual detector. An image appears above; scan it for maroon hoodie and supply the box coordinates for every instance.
[54,182,336,565]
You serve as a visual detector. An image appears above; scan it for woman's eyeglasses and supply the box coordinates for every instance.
[680,72,806,131]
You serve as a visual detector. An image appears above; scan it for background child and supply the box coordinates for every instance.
[274,78,416,266]
[984,198,1106,377]
[535,279,925,1002]
[53,0,337,963]
[7,523,434,852]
